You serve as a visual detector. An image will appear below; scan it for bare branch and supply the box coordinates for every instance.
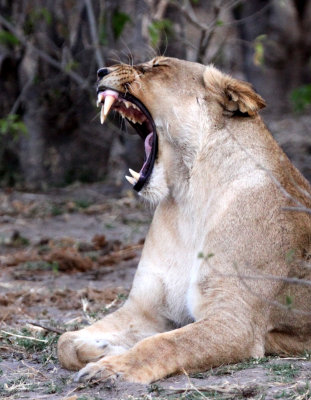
[0,14,88,89]
[227,272,311,288]
[213,266,311,316]
[170,0,208,32]
[290,175,311,200]
[282,206,311,215]
[154,0,170,20]
[197,4,222,62]
[84,0,105,68]
[222,1,272,27]
[170,0,230,62]
[9,78,33,115]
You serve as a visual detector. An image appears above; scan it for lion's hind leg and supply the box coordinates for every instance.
[265,330,311,356]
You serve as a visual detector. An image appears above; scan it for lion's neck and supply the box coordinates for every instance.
[168,117,275,206]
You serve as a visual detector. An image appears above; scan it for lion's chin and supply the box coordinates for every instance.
[138,163,169,205]
[96,89,158,192]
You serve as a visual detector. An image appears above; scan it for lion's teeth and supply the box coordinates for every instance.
[97,92,105,107]
[100,106,105,124]
[103,95,116,118]
[101,95,116,123]
[127,116,140,124]
[129,168,140,180]
[125,175,137,185]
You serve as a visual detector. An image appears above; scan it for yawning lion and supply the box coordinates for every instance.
[58,57,311,384]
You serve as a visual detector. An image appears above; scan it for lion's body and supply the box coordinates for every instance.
[58,57,311,383]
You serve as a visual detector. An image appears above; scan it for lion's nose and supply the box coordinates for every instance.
[97,68,109,79]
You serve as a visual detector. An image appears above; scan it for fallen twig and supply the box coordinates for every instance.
[1,330,48,343]
[26,322,65,335]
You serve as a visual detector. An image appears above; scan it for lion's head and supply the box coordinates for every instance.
[97,57,265,203]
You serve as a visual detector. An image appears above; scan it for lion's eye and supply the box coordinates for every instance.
[152,63,169,68]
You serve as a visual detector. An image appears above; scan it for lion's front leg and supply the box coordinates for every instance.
[75,308,266,384]
[57,299,168,371]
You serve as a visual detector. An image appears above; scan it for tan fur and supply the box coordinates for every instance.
[58,57,311,384]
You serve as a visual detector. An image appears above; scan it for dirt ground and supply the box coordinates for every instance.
[1,111,311,400]
[0,182,311,400]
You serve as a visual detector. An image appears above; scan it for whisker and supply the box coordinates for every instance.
[119,39,135,66]
[109,51,126,65]
[161,30,168,57]
[90,111,101,123]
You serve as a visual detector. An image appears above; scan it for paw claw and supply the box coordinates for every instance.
[74,363,97,382]
[74,370,88,382]
[75,360,116,383]
[73,372,81,383]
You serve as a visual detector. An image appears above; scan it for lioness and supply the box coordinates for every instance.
[58,57,311,383]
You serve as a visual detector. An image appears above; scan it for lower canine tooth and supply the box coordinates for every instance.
[129,168,140,180]
[125,175,137,186]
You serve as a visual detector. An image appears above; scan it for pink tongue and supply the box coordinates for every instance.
[144,132,153,157]
[140,132,153,174]
[103,89,119,98]
[98,90,119,103]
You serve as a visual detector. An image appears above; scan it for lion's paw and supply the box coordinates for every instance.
[74,354,154,384]
[58,331,127,371]
[75,337,126,361]
[74,359,119,382]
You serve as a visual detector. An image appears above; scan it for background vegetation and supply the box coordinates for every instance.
[0,0,311,189]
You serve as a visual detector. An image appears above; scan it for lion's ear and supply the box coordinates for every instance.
[203,66,266,116]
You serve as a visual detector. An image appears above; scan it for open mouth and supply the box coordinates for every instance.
[96,88,158,192]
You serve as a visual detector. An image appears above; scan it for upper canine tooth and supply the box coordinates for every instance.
[129,168,140,181]
[125,175,137,186]
[102,95,116,122]
[100,106,105,124]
